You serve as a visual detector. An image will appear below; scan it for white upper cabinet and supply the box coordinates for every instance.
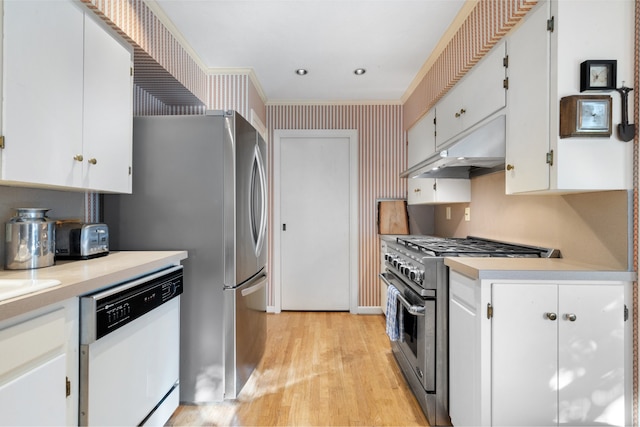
[407,178,470,205]
[2,0,85,188]
[407,108,436,169]
[436,40,507,150]
[1,0,133,193]
[83,14,133,193]
[505,0,634,194]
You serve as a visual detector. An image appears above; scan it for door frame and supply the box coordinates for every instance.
[272,129,359,313]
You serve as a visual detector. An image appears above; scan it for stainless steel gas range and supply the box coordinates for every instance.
[379,236,559,426]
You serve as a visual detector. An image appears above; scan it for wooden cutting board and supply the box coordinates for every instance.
[377,200,409,235]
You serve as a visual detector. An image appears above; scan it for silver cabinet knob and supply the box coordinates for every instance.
[545,312,557,321]
[564,313,577,322]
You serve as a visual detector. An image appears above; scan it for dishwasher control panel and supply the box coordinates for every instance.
[80,265,183,344]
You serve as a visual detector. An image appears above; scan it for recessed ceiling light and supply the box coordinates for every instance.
[354,68,366,75]
[295,69,308,76]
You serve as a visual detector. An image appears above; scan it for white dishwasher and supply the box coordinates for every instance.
[79,265,183,426]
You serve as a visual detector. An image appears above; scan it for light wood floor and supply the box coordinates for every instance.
[166,311,429,426]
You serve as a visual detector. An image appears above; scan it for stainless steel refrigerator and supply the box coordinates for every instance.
[104,110,268,403]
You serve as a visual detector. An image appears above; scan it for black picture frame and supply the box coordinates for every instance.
[580,60,617,92]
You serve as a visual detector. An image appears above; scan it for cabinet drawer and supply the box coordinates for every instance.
[0,309,65,378]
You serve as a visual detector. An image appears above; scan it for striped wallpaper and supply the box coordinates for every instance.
[85,0,538,310]
[81,0,207,106]
[208,74,252,119]
[404,0,537,129]
[267,105,406,307]
[78,0,638,418]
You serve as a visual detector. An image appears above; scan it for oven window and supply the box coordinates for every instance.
[399,301,419,358]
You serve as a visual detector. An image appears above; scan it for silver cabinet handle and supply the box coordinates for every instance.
[545,312,557,321]
[564,313,577,322]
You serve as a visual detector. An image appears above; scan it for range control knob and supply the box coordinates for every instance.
[410,269,424,283]
[400,264,411,275]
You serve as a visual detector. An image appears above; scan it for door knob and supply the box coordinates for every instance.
[88,158,97,165]
[545,312,557,321]
[74,155,83,162]
[564,313,577,322]
[506,164,515,171]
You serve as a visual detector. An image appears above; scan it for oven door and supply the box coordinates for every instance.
[380,271,436,392]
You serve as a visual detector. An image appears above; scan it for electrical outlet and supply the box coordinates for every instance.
[446,207,451,220]
[464,207,471,221]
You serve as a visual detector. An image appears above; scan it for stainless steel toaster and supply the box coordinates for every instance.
[55,222,109,259]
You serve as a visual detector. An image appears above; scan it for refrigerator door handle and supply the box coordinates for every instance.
[250,145,267,256]
[240,275,267,297]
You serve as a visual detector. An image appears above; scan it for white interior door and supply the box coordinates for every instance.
[280,135,351,310]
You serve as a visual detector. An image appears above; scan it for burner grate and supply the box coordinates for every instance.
[396,236,558,258]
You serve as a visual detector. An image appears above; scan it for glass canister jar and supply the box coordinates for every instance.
[5,208,56,270]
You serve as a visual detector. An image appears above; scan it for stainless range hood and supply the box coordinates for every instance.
[401,114,505,179]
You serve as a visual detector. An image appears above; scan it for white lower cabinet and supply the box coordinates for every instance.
[450,271,629,426]
[0,300,79,426]
[0,353,66,426]
[407,178,470,205]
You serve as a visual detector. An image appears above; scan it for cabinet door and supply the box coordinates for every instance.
[436,41,506,150]
[2,0,84,187]
[433,179,470,203]
[460,40,506,134]
[492,283,558,426]
[449,272,491,426]
[0,308,67,426]
[83,14,133,193]
[0,353,66,426]
[505,2,550,194]
[407,109,436,168]
[557,284,625,426]
[408,178,470,205]
[435,84,464,147]
[407,178,435,204]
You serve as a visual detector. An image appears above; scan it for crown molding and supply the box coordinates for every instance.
[143,0,208,72]
[206,68,269,105]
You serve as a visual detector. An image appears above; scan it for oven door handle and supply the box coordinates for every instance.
[379,272,425,317]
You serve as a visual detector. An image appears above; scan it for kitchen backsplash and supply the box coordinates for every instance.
[0,186,86,267]
[434,172,630,270]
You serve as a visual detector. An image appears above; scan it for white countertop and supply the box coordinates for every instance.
[444,257,637,282]
[0,251,188,322]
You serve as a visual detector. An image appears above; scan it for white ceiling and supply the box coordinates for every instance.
[149,0,467,104]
